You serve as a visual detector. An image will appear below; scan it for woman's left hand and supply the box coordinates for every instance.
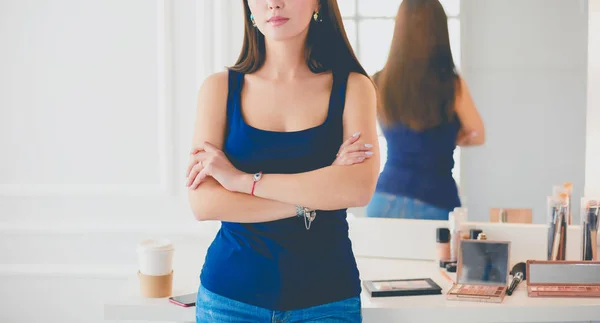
[186,142,247,192]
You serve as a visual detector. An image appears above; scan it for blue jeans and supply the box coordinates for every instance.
[196,284,362,323]
[366,192,451,220]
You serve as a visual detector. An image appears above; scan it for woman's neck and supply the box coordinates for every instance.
[260,33,311,81]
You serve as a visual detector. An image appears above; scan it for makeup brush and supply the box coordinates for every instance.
[507,262,526,296]
[583,203,591,261]
[557,193,570,260]
[551,203,564,260]
[563,182,573,225]
[548,201,558,260]
[590,200,599,260]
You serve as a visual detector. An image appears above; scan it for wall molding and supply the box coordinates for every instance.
[195,0,215,88]
[0,184,168,197]
[585,0,599,197]
[0,264,136,279]
[0,220,219,235]
[0,0,175,197]
[156,0,175,196]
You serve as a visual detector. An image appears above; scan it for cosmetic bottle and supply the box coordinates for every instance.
[448,212,457,263]
[445,263,457,273]
[498,208,508,223]
[581,197,599,261]
[454,207,470,239]
[436,228,451,267]
[454,207,468,221]
[449,211,466,263]
[470,229,483,240]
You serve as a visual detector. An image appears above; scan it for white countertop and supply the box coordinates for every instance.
[104,257,600,323]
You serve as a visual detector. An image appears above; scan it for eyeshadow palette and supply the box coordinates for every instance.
[446,240,511,303]
[528,285,600,297]
[526,260,600,298]
[363,278,442,297]
[448,284,506,297]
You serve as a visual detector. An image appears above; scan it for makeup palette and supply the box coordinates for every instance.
[526,260,600,298]
[446,240,511,303]
[363,278,442,297]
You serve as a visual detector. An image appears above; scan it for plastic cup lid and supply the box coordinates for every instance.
[137,239,174,252]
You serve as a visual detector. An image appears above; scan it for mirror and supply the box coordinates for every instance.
[528,262,600,284]
[346,0,591,224]
[458,240,510,285]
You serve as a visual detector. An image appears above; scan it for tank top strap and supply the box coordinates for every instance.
[226,68,244,122]
[327,70,350,122]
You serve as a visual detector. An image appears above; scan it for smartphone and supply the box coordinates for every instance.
[168,293,197,307]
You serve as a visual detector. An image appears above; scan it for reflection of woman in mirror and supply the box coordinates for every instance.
[366,0,485,220]
[185,0,379,322]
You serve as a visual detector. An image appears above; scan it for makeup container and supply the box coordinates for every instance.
[454,207,468,221]
[493,208,505,222]
[446,240,511,303]
[470,229,483,240]
[527,260,600,297]
[449,211,467,263]
[445,263,457,273]
[581,198,599,261]
[436,228,451,267]
[547,194,568,260]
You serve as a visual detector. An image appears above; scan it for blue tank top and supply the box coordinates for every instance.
[376,118,461,211]
[199,69,361,311]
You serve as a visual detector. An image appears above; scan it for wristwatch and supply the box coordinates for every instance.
[296,206,317,230]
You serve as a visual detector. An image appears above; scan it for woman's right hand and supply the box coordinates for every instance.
[332,132,375,166]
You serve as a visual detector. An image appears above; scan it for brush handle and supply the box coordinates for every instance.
[552,211,563,260]
[583,223,592,261]
[592,230,598,260]
[548,223,556,260]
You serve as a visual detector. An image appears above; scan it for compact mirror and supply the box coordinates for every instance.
[458,240,510,285]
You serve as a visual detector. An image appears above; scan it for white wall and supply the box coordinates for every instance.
[0,0,241,322]
[460,0,589,223]
[0,0,597,322]
[586,0,600,197]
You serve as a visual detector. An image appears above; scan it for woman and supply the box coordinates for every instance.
[185,0,379,322]
[366,0,485,221]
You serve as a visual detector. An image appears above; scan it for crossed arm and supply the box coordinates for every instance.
[186,72,380,223]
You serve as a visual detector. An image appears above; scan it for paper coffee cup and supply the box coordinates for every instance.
[137,239,174,276]
[138,270,173,298]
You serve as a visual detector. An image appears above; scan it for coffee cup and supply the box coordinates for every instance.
[137,239,174,298]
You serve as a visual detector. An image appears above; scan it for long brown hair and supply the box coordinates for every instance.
[375,0,459,131]
[230,0,367,77]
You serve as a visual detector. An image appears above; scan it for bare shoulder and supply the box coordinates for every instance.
[195,71,230,120]
[198,71,229,98]
[192,71,230,147]
[346,72,377,105]
[347,72,376,93]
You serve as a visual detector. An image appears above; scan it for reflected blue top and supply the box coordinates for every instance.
[376,118,461,211]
